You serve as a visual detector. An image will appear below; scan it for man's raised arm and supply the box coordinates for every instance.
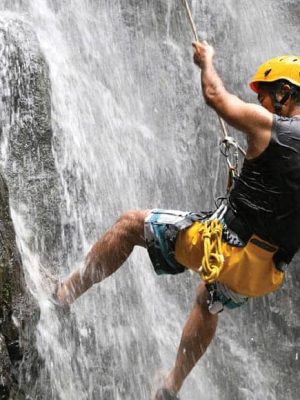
[192,41,273,143]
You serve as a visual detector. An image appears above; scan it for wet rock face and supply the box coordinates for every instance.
[0,173,27,399]
[0,17,61,399]
[0,16,63,267]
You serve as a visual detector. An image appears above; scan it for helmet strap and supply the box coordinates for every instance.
[271,90,291,114]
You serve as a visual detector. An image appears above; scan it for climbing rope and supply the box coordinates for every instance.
[181,1,247,283]
[196,219,224,284]
[181,0,246,194]
[181,0,230,143]
[181,0,199,41]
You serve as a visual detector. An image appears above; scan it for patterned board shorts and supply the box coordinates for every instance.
[144,208,248,312]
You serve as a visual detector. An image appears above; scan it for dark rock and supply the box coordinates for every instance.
[0,172,32,400]
[0,16,62,399]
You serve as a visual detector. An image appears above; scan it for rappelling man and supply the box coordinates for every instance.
[53,41,300,400]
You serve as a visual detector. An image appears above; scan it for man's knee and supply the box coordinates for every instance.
[117,209,149,246]
[195,282,218,336]
[117,209,149,229]
[195,282,211,315]
[118,209,148,222]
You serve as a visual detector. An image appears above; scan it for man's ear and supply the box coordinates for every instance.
[280,83,292,95]
[276,83,293,106]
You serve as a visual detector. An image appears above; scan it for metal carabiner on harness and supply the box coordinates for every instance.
[220,135,242,193]
[206,283,224,314]
[220,136,240,174]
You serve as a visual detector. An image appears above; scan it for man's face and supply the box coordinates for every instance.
[257,89,275,113]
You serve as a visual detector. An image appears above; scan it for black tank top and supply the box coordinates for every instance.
[229,115,300,260]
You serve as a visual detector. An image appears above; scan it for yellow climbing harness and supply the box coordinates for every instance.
[196,219,224,284]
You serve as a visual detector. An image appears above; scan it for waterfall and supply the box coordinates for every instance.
[0,1,299,399]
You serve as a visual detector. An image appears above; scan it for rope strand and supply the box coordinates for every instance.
[181,0,199,41]
[181,0,246,157]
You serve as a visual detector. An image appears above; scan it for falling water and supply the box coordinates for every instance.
[0,1,299,399]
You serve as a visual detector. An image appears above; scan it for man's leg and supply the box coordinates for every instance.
[156,282,218,398]
[56,209,149,305]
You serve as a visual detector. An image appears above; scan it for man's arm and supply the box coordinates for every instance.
[193,41,273,146]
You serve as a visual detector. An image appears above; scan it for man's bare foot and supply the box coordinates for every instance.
[54,280,74,306]
[38,267,70,311]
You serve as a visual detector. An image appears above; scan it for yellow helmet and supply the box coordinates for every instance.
[249,55,300,93]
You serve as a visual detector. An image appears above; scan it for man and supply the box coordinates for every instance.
[54,42,300,400]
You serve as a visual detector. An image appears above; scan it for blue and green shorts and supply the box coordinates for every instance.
[144,208,248,311]
[144,209,197,275]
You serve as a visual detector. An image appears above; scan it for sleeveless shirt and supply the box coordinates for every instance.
[229,115,300,260]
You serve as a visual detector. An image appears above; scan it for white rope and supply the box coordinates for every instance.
[181,0,246,158]
[181,0,199,41]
